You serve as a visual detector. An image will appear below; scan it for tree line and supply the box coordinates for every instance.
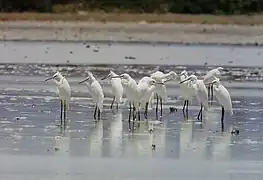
[1,0,263,14]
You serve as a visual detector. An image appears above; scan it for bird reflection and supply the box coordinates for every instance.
[110,111,123,157]
[88,120,103,157]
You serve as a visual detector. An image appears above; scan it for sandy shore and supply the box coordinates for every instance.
[1,21,263,45]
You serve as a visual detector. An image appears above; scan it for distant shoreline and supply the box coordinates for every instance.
[1,20,263,45]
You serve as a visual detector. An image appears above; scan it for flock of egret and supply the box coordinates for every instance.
[45,67,233,131]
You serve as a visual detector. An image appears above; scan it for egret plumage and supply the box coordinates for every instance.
[150,70,177,117]
[45,71,71,126]
[101,70,123,110]
[209,77,233,131]
[111,73,139,122]
[180,74,208,121]
[137,76,164,119]
[79,71,104,120]
[203,67,224,104]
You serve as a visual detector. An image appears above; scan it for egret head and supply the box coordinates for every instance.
[179,74,197,84]
[147,78,164,86]
[119,73,131,80]
[180,70,188,76]
[213,67,224,77]
[211,77,220,85]
[79,71,95,84]
[45,71,63,82]
[101,70,117,80]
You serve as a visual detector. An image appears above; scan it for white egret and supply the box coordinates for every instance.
[209,77,233,131]
[101,70,123,110]
[137,76,164,119]
[180,74,209,121]
[179,70,195,118]
[111,73,139,122]
[79,71,104,120]
[150,70,177,116]
[45,71,71,126]
[203,67,224,104]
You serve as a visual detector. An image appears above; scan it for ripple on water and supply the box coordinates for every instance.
[20,124,35,128]
[250,102,260,105]
[4,107,18,112]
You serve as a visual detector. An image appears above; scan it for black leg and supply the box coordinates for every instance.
[182,100,186,112]
[128,103,131,130]
[186,100,189,119]
[160,98,163,117]
[182,100,186,117]
[110,97,115,109]
[94,105,97,120]
[63,101,66,126]
[197,105,203,121]
[144,102,148,119]
[60,100,63,126]
[116,103,119,110]
[221,107,225,132]
[156,94,159,116]
[208,85,210,101]
[98,108,101,120]
[132,103,136,121]
[137,111,140,121]
[211,84,214,105]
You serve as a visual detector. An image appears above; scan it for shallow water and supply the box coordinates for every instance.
[0,41,263,180]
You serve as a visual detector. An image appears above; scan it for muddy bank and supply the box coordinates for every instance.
[1,21,263,45]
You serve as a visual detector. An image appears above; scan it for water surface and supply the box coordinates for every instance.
[0,41,263,180]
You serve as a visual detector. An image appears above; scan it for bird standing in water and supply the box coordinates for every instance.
[180,74,209,121]
[209,77,233,131]
[45,71,71,126]
[203,67,224,104]
[150,70,177,117]
[79,71,104,120]
[101,70,123,110]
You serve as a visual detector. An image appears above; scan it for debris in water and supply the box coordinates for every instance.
[169,107,177,113]
[152,144,156,150]
[125,56,136,60]
[231,128,240,135]
[86,45,90,48]
[54,147,60,152]
[69,51,73,54]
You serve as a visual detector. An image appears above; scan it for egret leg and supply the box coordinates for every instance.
[98,108,101,120]
[137,111,140,121]
[155,94,159,116]
[132,103,136,121]
[94,105,97,120]
[128,103,131,130]
[63,101,66,126]
[197,105,203,121]
[110,97,115,109]
[221,107,225,132]
[208,85,211,102]
[182,100,186,112]
[116,103,119,110]
[60,100,63,126]
[186,100,189,119]
[211,84,214,105]
[160,98,163,117]
[144,102,148,119]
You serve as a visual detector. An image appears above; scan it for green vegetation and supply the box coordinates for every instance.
[1,0,263,14]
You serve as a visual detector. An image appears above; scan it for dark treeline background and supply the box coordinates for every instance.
[1,0,263,14]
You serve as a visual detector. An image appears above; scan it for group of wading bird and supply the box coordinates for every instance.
[45,67,233,131]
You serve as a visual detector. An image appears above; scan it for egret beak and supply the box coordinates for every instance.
[111,76,121,79]
[180,77,191,84]
[79,78,89,84]
[45,77,53,81]
[101,74,110,80]
[155,82,165,85]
